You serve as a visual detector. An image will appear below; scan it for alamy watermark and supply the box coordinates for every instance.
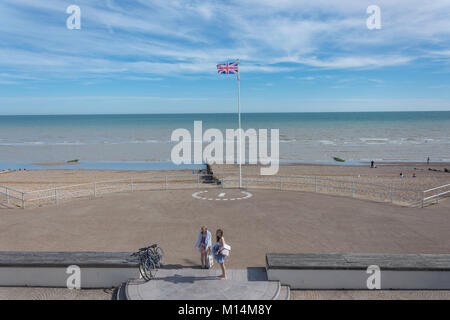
[66,5,81,30]
[366,265,381,289]
[367,5,382,30]
[66,5,381,31]
[171,121,279,175]
[66,265,81,289]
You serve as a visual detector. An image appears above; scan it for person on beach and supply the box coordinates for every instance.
[427,157,430,165]
[194,226,212,269]
[212,229,228,279]
[370,160,374,168]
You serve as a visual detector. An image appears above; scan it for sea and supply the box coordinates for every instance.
[0,112,449,170]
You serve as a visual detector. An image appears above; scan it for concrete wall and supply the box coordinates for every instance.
[267,269,450,290]
[0,266,139,288]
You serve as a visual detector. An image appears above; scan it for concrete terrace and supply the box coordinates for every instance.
[0,188,449,269]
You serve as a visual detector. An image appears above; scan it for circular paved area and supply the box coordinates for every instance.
[192,189,252,201]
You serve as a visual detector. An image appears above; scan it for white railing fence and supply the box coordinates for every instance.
[1,174,448,209]
[421,183,450,207]
[0,185,25,208]
[1,174,217,208]
[218,174,424,207]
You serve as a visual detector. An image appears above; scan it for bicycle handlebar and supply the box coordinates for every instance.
[137,244,158,252]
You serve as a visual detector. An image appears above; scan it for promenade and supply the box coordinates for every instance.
[1,188,448,268]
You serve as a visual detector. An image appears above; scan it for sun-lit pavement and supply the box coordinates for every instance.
[1,189,449,300]
[0,188,449,269]
[0,287,112,300]
[291,290,450,300]
[1,287,449,300]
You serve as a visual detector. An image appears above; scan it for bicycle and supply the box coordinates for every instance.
[132,244,165,281]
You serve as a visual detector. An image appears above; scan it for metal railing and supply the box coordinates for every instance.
[421,183,450,207]
[1,174,448,209]
[0,174,216,208]
[0,185,25,208]
[218,174,425,207]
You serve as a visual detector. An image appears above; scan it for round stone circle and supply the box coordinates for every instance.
[192,190,253,201]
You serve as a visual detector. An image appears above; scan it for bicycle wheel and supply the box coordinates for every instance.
[142,255,157,279]
[139,255,152,281]
[148,247,160,268]
[155,247,165,267]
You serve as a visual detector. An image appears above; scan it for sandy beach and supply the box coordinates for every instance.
[212,162,450,191]
[0,168,199,193]
[1,162,449,193]
[1,162,449,209]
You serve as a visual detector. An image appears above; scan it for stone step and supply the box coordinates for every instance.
[276,285,291,300]
[114,282,128,300]
[120,268,283,300]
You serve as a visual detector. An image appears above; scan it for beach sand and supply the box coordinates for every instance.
[0,168,199,193]
[1,162,449,193]
[0,162,448,208]
[212,162,450,191]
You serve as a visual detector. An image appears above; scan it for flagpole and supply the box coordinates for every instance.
[237,59,242,188]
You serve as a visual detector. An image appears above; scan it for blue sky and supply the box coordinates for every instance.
[0,0,449,114]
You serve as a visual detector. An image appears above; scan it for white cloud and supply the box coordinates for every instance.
[0,96,208,103]
[0,80,19,85]
[0,0,449,81]
[123,76,164,81]
[299,55,414,69]
[428,50,450,57]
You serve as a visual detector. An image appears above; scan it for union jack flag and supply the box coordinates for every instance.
[217,60,239,74]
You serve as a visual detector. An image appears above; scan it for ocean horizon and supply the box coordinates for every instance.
[1,111,449,166]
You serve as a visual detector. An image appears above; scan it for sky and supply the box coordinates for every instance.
[0,0,450,115]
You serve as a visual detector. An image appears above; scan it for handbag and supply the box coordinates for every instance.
[206,253,214,269]
[221,244,231,257]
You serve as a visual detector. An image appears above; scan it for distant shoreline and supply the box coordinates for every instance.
[0,161,206,171]
[1,110,450,117]
[1,160,449,172]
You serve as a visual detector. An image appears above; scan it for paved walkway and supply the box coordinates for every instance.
[291,290,450,300]
[1,286,448,300]
[0,287,112,300]
[124,267,286,300]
